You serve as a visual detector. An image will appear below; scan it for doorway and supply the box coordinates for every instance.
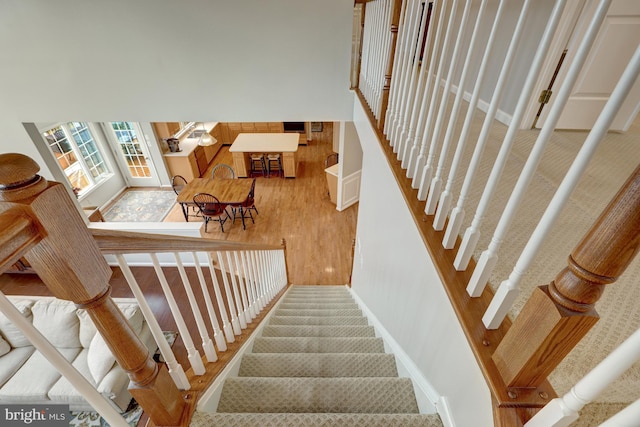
[104,122,161,187]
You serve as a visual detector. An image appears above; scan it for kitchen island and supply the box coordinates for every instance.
[229,133,299,178]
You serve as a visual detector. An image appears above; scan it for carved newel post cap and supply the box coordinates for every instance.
[0,153,48,202]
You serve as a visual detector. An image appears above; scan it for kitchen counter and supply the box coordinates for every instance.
[163,122,219,157]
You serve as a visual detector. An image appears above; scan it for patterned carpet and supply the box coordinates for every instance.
[102,191,176,222]
[191,286,443,426]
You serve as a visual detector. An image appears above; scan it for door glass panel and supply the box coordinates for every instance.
[110,122,151,178]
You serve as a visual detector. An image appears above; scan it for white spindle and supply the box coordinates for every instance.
[252,251,267,308]
[385,0,409,135]
[359,3,374,104]
[117,255,190,389]
[434,0,501,232]
[395,0,426,158]
[217,251,241,335]
[174,253,217,362]
[0,293,129,427]
[414,0,460,198]
[225,251,247,329]
[407,0,446,180]
[150,253,205,375]
[453,0,568,265]
[427,0,486,221]
[377,0,393,119]
[233,251,252,324]
[247,250,263,312]
[526,328,640,427]
[206,253,235,343]
[392,0,421,148]
[483,39,640,329]
[191,252,227,352]
[599,399,640,427]
[240,251,257,319]
[467,0,611,300]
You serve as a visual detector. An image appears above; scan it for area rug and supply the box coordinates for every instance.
[102,191,176,222]
[69,399,142,427]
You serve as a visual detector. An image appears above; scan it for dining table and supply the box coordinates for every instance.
[176,177,253,222]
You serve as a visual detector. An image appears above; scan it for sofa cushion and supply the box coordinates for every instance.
[0,347,35,389]
[31,299,81,348]
[0,299,35,347]
[0,347,80,402]
[0,336,10,357]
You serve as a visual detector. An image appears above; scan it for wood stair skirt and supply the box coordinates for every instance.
[191,285,443,426]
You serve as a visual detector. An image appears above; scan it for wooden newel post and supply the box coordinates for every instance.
[378,0,403,130]
[0,154,185,426]
[493,164,640,388]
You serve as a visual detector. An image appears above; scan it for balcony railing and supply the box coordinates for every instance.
[354,0,640,425]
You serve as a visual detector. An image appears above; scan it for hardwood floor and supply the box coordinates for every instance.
[164,122,358,286]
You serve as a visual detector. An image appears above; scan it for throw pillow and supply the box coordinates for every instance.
[0,335,10,356]
[0,299,35,347]
[87,333,116,384]
[31,299,80,348]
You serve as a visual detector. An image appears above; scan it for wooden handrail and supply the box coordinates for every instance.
[0,153,186,426]
[493,164,640,388]
[0,209,41,275]
[90,228,282,254]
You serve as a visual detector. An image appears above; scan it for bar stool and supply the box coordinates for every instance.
[266,153,283,178]
[249,153,267,177]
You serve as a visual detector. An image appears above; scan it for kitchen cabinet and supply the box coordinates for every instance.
[163,122,221,181]
[218,122,287,144]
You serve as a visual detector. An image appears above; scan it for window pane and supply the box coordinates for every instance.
[43,126,77,171]
[110,122,151,178]
[67,122,109,183]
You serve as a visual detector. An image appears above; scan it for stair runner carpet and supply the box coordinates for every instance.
[191,285,443,426]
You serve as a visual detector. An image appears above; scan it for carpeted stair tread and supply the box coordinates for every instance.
[269,315,368,326]
[274,308,363,317]
[283,297,357,304]
[252,337,386,353]
[261,325,376,338]
[217,377,419,413]
[278,302,360,310]
[191,412,443,426]
[238,353,398,377]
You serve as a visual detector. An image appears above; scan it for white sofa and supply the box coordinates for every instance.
[0,296,157,412]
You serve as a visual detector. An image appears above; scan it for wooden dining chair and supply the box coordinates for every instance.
[230,178,258,230]
[193,193,231,232]
[211,163,236,180]
[172,175,198,218]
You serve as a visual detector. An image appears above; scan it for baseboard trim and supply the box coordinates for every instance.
[349,287,441,416]
[436,396,457,427]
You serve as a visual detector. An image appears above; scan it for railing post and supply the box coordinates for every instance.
[378,0,403,131]
[492,164,640,388]
[0,154,186,426]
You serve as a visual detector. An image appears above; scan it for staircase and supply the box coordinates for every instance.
[191,285,443,426]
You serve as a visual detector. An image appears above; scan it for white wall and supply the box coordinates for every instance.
[351,99,492,427]
[0,0,355,178]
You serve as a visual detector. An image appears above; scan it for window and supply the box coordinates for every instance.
[42,122,110,196]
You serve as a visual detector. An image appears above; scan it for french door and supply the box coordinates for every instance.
[106,122,160,187]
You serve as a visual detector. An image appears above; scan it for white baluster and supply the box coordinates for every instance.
[240,251,257,319]
[150,254,205,375]
[395,0,425,158]
[408,0,444,178]
[415,0,460,198]
[217,252,241,335]
[173,253,217,362]
[425,0,487,219]
[484,38,640,329]
[466,0,609,296]
[453,0,568,265]
[117,255,190,389]
[191,252,227,352]
[423,0,473,214]
[225,252,247,329]
[433,0,493,231]
[385,0,409,135]
[390,0,417,147]
[526,328,640,427]
[388,0,412,144]
[206,253,235,343]
[233,251,252,325]
[407,0,446,180]
[249,251,266,311]
[0,292,130,427]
